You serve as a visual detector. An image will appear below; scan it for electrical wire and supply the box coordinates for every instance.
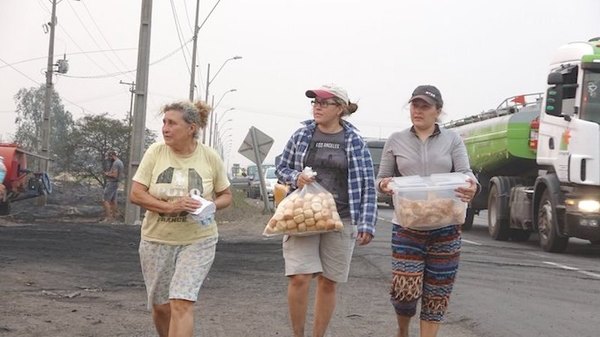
[59,38,194,79]
[66,1,133,79]
[182,0,195,35]
[78,1,135,81]
[169,0,192,74]
[0,57,43,86]
[56,19,112,75]
[81,1,133,74]
[0,48,136,70]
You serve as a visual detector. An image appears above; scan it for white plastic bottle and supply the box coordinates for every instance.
[0,156,6,184]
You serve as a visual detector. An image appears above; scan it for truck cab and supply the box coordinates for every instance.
[537,40,600,186]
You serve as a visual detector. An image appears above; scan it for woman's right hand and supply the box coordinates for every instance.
[170,196,202,213]
[296,172,316,189]
[379,177,394,195]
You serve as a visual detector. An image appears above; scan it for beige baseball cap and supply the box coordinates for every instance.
[305,84,349,104]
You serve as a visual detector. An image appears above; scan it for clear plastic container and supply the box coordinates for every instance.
[391,173,470,230]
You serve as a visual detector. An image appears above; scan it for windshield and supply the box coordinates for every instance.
[369,147,383,164]
[265,168,277,179]
[580,70,600,124]
[367,144,383,176]
[246,165,257,177]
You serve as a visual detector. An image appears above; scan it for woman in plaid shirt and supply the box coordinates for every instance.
[276,84,377,337]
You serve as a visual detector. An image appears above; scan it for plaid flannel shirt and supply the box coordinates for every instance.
[276,119,377,236]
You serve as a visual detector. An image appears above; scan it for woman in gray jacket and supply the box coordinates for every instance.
[377,85,478,337]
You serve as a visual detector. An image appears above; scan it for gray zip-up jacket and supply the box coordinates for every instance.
[376,124,479,226]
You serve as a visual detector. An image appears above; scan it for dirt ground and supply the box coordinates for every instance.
[0,181,403,337]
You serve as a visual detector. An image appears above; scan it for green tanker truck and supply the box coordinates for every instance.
[445,38,600,253]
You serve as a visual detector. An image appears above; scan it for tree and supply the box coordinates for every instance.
[14,85,74,171]
[12,86,157,180]
[69,114,157,186]
[13,85,75,173]
[69,114,130,185]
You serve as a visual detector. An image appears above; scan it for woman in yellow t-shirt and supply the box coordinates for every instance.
[130,100,232,337]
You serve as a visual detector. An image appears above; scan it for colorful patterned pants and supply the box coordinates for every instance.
[390,224,461,322]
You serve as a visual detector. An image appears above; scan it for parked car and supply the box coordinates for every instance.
[263,167,278,200]
[365,138,392,206]
[247,164,274,199]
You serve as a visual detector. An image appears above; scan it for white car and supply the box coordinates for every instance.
[263,167,278,200]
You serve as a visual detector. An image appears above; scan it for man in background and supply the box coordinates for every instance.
[102,150,124,223]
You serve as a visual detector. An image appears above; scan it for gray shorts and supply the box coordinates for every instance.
[282,219,357,283]
[138,236,218,308]
[103,181,119,202]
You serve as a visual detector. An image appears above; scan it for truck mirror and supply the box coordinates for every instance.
[547,72,563,85]
[545,85,563,116]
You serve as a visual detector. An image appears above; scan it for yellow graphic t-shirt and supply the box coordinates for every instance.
[133,142,230,245]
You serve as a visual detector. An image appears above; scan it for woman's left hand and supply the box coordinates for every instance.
[455,179,477,203]
[356,232,373,246]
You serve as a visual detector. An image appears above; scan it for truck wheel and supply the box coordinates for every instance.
[488,183,510,240]
[0,201,10,216]
[537,189,568,253]
[462,207,475,231]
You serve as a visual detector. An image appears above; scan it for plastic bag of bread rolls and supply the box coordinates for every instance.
[262,181,344,237]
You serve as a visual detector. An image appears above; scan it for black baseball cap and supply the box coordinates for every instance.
[409,85,443,107]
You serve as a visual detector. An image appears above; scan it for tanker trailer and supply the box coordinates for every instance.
[444,94,542,237]
[444,39,600,253]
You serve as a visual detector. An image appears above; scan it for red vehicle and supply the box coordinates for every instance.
[0,143,52,215]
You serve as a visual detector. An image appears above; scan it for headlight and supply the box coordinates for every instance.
[578,199,600,213]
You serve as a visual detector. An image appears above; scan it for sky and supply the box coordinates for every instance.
[1,0,599,173]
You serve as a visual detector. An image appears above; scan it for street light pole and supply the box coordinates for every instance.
[201,63,211,144]
[202,56,242,144]
[215,127,232,158]
[209,89,236,147]
[216,107,235,125]
[213,118,233,149]
[188,0,201,101]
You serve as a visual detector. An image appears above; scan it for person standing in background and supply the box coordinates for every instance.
[102,150,124,222]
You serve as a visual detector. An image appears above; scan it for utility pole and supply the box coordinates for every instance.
[202,63,211,144]
[124,0,153,226]
[40,0,57,175]
[119,80,135,127]
[188,0,200,101]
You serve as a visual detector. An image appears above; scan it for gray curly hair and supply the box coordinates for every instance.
[161,101,211,139]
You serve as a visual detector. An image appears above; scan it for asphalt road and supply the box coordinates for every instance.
[1,202,598,337]
[374,206,600,337]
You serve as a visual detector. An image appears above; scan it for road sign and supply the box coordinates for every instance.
[238,126,274,165]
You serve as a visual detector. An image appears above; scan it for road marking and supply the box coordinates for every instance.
[543,261,600,279]
[579,270,600,278]
[462,239,482,246]
[543,261,578,270]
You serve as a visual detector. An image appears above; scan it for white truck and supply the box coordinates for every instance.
[445,38,600,252]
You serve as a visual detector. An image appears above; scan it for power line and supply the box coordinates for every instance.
[58,38,194,79]
[0,48,137,70]
[181,0,195,34]
[66,1,134,81]
[81,1,133,75]
[56,19,112,74]
[169,0,191,74]
[0,57,43,86]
